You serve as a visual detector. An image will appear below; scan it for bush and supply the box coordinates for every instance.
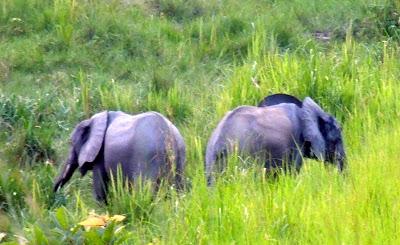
[0,94,66,165]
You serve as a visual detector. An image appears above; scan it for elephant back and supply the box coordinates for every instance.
[104,112,178,181]
[258,93,302,108]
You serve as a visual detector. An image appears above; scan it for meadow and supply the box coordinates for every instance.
[0,0,400,243]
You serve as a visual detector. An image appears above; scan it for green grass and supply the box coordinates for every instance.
[1,0,400,243]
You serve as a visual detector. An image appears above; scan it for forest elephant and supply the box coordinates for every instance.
[53,111,185,202]
[205,94,346,185]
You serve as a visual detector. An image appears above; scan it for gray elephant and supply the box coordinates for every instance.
[53,111,185,202]
[206,94,346,184]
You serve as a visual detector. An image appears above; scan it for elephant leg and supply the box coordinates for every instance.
[264,159,274,172]
[293,150,303,173]
[93,163,109,203]
[175,146,185,191]
[264,156,281,178]
[206,149,227,186]
[281,150,302,174]
[264,150,282,170]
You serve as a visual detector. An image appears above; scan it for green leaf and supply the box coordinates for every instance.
[102,221,116,244]
[83,229,104,245]
[33,225,49,245]
[55,207,69,230]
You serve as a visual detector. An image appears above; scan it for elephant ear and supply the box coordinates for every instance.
[300,97,326,161]
[258,93,302,107]
[71,111,108,168]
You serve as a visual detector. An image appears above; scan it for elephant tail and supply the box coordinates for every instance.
[174,139,186,191]
[163,119,186,191]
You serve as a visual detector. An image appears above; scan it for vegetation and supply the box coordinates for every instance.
[0,0,400,243]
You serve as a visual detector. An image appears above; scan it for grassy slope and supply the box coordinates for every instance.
[0,0,400,243]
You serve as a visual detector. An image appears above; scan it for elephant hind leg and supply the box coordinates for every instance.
[93,162,109,203]
[293,150,303,173]
[174,146,186,191]
[264,158,282,178]
[206,149,228,186]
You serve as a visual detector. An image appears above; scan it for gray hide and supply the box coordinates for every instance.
[206,96,345,185]
[53,111,186,202]
[258,93,303,107]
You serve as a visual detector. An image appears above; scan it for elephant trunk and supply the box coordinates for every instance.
[335,144,346,172]
[336,157,345,172]
[53,149,79,192]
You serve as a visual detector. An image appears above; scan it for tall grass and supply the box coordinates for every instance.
[0,0,400,243]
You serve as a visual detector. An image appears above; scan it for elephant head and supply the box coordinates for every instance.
[300,97,346,171]
[53,111,108,192]
[259,94,346,171]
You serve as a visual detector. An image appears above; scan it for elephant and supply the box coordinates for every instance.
[258,93,303,108]
[205,94,346,184]
[53,111,185,202]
